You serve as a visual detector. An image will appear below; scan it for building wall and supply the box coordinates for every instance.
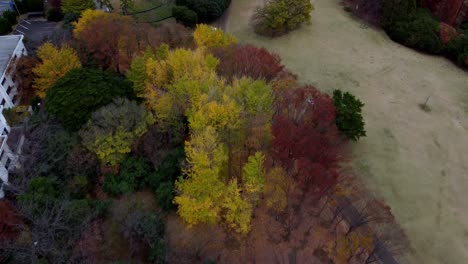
[0,39,26,109]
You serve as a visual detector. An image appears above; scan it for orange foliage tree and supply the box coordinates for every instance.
[73,10,192,73]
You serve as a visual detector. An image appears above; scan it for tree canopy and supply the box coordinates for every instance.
[79,98,154,166]
[33,43,82,98]
[45,68,135,131]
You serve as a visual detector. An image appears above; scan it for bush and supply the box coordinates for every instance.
[79,99,154,166]
[2,10,17,25]
[155,182,175,210]
[173,5,198,27]
[103,156,153,196]
[0,17,12,35]
[252,0,314,37]
[386,9,443,54]
[445,32,468,67]
[61,0,95,15]
[45,68,135,131]
[47,8,64,21]
[332,90,366,141]
[175,0,230,22]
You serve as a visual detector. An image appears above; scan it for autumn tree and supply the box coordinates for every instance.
[45,68,134,130]
[12,56,39,105]
[0,201,20,242]
[80,98,154,166]
[193,24,237,48]
[175,126,227,226]
[252,0,314,37]
[242,152,266,203]
[212,44,285,82]
[272,86,342,196]
[73,10,191,73]
[32,43,81,98]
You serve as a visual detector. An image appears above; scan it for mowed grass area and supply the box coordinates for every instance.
[226,0,468,263]
[108,0,174,24]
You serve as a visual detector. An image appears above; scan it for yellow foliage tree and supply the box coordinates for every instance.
[32,43,81,98]
[175,126,228,226]
[72,9,107,37]
[193,24,237,48]
[264,166,290,213]
[335,231,374,264]
[242,152,266,203]
[223,179,252,234]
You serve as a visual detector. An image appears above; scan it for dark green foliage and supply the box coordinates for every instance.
[18,177,59,208]
[381,0,416,29]
[386,9,443,53]
[445,31,468,67]
[38,130,78,177]
[155,182,175,210]
[63,12,79,29]
[125,211,166,263]
[172,5,198,27]
[46,8,64,21]
[175,0,230,22]
[2,10,17,25]
[45,68,135,131]
[333,90,366,141]
[0,17,12,35]
[103,156,152,196]
[146,147,185,190]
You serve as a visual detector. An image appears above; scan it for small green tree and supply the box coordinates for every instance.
[332,90,366,141]
[80,98,154,166]
[0,17,12,35]
[172,6,198,27]
[45,68,135,130]
[252,0,314,37]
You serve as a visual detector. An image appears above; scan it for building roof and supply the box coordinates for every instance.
[0,35,22,77]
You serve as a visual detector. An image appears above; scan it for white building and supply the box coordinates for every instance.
[0,35,27,198]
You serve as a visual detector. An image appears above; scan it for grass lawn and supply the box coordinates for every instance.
[225,0,468,263]
[108,0,175,24]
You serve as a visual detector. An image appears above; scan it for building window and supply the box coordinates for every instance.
[1,78,5,86]
[12,96,17,105]
[6,86,12,95]
[0,151,4,162]
[5,158,11,170]
[1,99,5,106]
[3,128,8,136]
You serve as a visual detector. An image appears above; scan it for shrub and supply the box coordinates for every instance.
[103,155,154,196]
[175,0,230,22]
[193,24,237,48]
[445,32,468,67]
[212,44,284,82]
[2,10,17,25]
[332,89,366,141]
[386,9,443,54]
[155,182,175,210]
[252,0,314,37]
[0,17,12,35]
[80,99,154,166]
[173,5,198,27]
[47,8,64,21]
[45,68,135,131]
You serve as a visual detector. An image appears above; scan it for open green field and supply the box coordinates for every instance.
[108,0,174,24]
[225,0,468,263]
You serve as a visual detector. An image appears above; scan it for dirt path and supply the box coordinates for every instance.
[224,0,468,263]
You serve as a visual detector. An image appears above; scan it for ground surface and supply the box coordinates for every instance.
[224,0,468,263]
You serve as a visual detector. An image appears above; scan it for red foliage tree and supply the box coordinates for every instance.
[75,18,191,73]
[0,201,20,241]
[212,44,285,82]
[272,86,342,195]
